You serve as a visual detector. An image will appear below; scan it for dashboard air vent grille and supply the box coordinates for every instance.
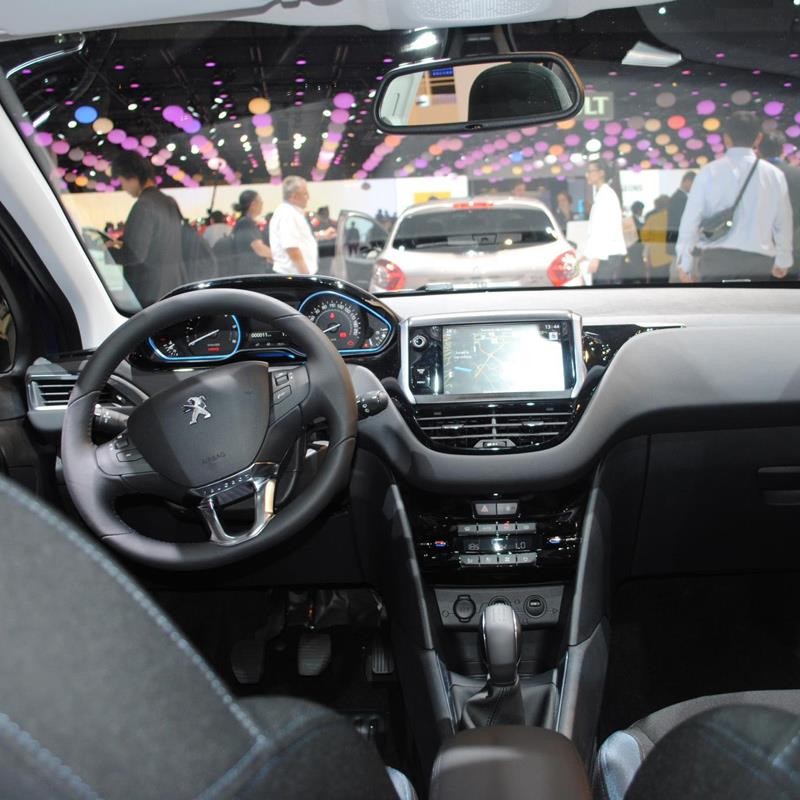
[413,401,574,451]
[29,377,118,409]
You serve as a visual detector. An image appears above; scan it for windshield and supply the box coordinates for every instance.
[0,5,798,305]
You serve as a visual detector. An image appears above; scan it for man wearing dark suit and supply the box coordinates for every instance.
[666,171,696,256]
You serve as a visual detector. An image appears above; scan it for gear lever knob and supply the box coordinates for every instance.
[480,603,521,686]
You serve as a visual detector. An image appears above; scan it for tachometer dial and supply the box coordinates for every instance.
[183,315,241,358]
[303,297,365,351]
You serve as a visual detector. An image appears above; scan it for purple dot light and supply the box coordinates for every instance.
[122,136,139,150]
[295,58,307,66]
[162,105,184,123]
[564,134,581,147]
[142,96,152,102]
[715,52,726,59]
[534,141,549,153]
[114,64,125,71]
[21,68,31,75]
[107,128,126,144]
[678,127,694,139]
[764,101,784,117]
[786,125,800,138]
[636,139,651,151]
[331,108,349,125]
[583,119,601,131]
[212,80,223,87]
[697,100,716,115]
[64,100,74,106]
[130,82,140,89]
[295,77,305,84]
[52,140,70,155]
[333,92,355,110]
[182,117,202,134]
[205,61,216,68]
[687,139,704,151]
[604,136,619,147]
[34,132,53,147]
[622,128,638,140]
[296,91,305,97]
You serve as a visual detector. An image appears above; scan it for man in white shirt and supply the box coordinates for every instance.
[269,176,335,275]
[676,111,793,283]
[584,159,628,285]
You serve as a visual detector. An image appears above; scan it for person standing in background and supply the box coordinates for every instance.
[760,131,800,278]
[553,191,574,236]
[666,171,695,282]
[640,195,673,283]
[676,111,792,282]
[584,159,627,285]
[109,152,185,306]
[231,190,272,274]
[269,176,335,275]
[203,211,230,249]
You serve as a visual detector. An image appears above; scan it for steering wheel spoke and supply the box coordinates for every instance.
[191,462,279,546]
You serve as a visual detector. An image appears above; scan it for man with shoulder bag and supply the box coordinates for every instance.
[675,111,793,283]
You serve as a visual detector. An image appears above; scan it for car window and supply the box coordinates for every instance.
[393,206,559,252]
[0,8,798,302]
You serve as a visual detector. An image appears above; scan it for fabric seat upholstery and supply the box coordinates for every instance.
[596,689,800,800]
[0,473,414,799]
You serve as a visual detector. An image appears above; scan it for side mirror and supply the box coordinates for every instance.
[374,53,584,134]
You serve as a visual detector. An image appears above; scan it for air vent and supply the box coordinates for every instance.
[412,401,574,452]
[28,377,121,410]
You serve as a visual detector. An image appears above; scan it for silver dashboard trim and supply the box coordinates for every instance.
[399,310,586,405]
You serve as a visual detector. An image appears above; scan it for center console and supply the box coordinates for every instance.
[399,311,585,453]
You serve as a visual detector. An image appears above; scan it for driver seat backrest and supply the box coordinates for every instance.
[0,473,407,799]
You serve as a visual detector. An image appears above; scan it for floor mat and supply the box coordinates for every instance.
[599,571,800,740]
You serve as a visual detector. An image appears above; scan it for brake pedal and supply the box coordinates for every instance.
[297,631,332,676]
[367,633,395,679]
[231,638,265,685]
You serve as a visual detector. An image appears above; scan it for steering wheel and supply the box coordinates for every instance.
[61,289,357,570]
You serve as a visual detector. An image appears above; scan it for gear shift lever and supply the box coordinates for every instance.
[481,602,522,686]
[461,603,525,728]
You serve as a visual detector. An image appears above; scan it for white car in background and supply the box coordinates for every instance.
[364,196,581,292]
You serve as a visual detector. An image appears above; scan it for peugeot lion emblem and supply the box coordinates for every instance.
[183,395,212,425]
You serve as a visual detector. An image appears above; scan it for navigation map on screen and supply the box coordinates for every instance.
[442,323,567,395]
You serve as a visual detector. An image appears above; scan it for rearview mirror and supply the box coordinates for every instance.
[374,53,584,134]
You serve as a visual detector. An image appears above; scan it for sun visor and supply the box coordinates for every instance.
[0,0,675,39]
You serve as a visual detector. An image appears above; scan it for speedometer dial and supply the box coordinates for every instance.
[303,296,365,351]
[183,315,241,357]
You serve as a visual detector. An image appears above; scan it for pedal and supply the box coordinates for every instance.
[297,631,331,676]
[367,632,395,679]
[231,638,265,685]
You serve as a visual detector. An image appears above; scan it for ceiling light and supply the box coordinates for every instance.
[402,30,438,53]
[622,41,682,68]
[67,120,77,128]
[127,103,138,111]
[218,111,227,119]
[166,142,176,151]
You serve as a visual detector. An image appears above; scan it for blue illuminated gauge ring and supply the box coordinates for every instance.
[298,291,393,355]
[148,314,242,362]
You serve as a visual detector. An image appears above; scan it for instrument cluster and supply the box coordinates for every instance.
[143,289,394,364]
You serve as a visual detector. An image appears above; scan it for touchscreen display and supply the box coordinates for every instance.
[442,322,568,395]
